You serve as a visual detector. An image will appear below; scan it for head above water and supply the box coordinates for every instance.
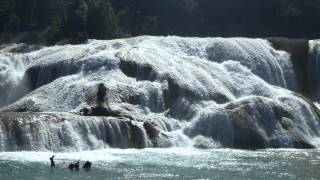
[82,161,92,169]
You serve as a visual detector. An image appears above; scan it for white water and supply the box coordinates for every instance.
[0,37,320,151]
[309,40,320,99]
[0,148,319,179]
[0,47,31,107]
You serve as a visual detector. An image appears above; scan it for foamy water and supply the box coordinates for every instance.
[1,37,320,179]
[1,37,320,151]
[0,148,319,179]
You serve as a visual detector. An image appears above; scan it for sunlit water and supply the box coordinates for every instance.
[0,148,319,180]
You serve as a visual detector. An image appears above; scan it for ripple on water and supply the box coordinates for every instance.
[0,148,319,180]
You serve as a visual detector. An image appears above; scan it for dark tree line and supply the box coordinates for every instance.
[1,0,320,45]
[0,0,118,44]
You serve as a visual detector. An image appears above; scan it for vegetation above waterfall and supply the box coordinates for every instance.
[1,0,320,45]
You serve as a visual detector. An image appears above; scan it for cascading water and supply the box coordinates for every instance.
[308,40,320,100]
[0,36,320,151]
[0,49,32,108]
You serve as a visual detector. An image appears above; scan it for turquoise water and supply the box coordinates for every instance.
[0,148,319,180]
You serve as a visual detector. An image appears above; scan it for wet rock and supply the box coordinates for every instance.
[80,106,134,120]
[80,83,126,117]
[0,112,154,151]
[80,108,90,116]
[129,121,146,149]
[185,97,318,149]
[227,107,267,149]
[25,62,80,90]
[281,117,315,149]
[192,136,217,149]
[119,60,157,81]
[143,121,160,140]
[9,44,42,53]
[227,97,315,149]
[90,106,111,116]
[267,38,309,60]
[143,121,161,146]
[267,38,310,96]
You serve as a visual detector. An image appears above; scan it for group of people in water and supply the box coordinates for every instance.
[48,84,106,172]
[50,155,92,171]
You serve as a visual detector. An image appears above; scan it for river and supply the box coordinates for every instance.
[0,148,319,179]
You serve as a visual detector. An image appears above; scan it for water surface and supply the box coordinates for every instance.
[0,148,319,180]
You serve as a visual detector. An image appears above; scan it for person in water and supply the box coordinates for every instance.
[50,155,55,167]
[75,160,80,170]
[68,161,92,171]
[68,163,74,170]
[82,161,92,170]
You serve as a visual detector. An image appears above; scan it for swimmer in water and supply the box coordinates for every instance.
[50,156,55,167]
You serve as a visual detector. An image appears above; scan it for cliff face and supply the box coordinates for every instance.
[0,36,320,151]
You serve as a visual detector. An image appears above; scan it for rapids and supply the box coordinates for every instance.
[0,148,319,179]
[0,36,320,151]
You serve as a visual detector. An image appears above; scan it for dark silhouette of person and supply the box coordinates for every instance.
[82,161,92,170]
[74,160,80,170]
[50,156,55,167]
[80,83,136,119]
[68,163,74,171]
[97,83,107,105]
[91,83,112,116]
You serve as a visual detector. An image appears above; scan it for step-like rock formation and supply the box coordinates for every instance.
[0,36,320,150]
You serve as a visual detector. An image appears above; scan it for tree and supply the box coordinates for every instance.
[0,0,20,34]
[87,0,119,39]
[66,0,88,35]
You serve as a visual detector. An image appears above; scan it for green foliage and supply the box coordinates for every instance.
[66,0,88,33]
[1,0,320,44]
[87,0,119,39]
[0,0,20,33]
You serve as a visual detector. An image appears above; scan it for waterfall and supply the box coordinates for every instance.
[308,40,320,100]
[0,51,31,108]
[0,36,320,151]
[0,113,153,151]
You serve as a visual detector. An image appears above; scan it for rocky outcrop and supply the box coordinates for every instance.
[9,44,42,54]
[25,61,81,90]
[1,36,320,150]
[143,121,161,146]
[184,96,318,149]
[267,38,311,96]
[79,83,134,120]
[0,112,163,151]
[280,117,314,149]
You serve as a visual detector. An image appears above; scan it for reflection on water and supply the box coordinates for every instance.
[0,148,319,180]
